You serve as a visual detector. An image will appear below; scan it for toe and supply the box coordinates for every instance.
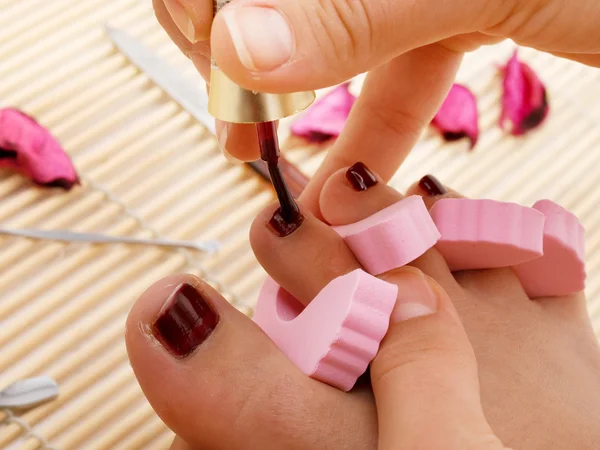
[318,162,390,225]
[406,174,464,209]
[250,203,362,305]
[126,274,375,450]
[409,175,548,308]
[318,164,458,290]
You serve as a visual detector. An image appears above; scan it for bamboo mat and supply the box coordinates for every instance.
[1,0,600,448]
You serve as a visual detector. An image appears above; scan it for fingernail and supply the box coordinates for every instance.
[418,175,447,196]
[346,162,378,191]
[190,53,211,83]
[152,283,220,358]
[218,123,229,151]
[222,147,242,164]
[222,7,293,72]
[217,123,242,164]
[164,0,202,43]
[267,207,304,237]
[391,269,438,322]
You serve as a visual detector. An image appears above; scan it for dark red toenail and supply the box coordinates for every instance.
[267,207,305,237]
[346,162,378,191]
[419,175,447,196]
[152,283,220,358]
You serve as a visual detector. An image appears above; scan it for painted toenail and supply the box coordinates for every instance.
[152,283,220,358]
[346,162,378,191]
[419,175,447,196]
[267,207,305,237]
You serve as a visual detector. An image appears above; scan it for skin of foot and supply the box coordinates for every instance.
[126,165,600,450]
[318,168,600,449]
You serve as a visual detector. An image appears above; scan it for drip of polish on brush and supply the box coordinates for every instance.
[256,121,301,224]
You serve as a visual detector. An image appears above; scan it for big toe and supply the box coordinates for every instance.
[126,274,371,449]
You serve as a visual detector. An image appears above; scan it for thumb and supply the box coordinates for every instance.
[371,267,506,450]
[209,0,490,92]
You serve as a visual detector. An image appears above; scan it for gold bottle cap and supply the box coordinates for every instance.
[208,68,316,124]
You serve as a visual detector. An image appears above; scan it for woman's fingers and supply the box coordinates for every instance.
[158,0,600,95]
[370,268,505,450]
[162,0,213,43]
[215,120,264,162]
[225,45,462,172]
[153,0,211,58]
[300,45,462,214]
[154,0,264,162]
[208,0,598,93]
[126,274,373,450]
[208,0,492,92]
[156,0,600,169]
[155,0,465,178]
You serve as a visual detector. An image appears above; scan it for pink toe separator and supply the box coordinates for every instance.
[253,269,398,392]
[514,200,586,298]
[333,196,441,275]
[430,198,546,271]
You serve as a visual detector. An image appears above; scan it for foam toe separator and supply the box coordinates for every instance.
[333,196,441,276]
[430,198,546,271]
[253,269,398,391]
[514,200,586,298]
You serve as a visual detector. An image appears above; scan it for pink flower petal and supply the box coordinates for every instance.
[291,82,356,142]
[500,50,549,136]
[431,84,479,149]
[0,108,79,189]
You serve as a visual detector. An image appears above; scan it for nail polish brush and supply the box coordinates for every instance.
[247,156,309,200]
[104,25,309,209]
[208,0,315,224]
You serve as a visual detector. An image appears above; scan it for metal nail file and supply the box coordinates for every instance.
[0,228,220,253]
[105,25,309,197]
[105,25,216,134]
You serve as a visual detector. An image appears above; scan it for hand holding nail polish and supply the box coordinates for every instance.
[157,0,600,216]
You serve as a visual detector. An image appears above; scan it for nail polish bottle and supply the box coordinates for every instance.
[208,0,315,225]
[208,1,315,124]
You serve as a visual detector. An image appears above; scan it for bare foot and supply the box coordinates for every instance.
[126,164,600,449]
[318,167,600,449]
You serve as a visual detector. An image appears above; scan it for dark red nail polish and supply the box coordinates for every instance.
[346,162,378,191]
[152,283,220,358]
[267,207,304,237]
[419,175,447,196]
